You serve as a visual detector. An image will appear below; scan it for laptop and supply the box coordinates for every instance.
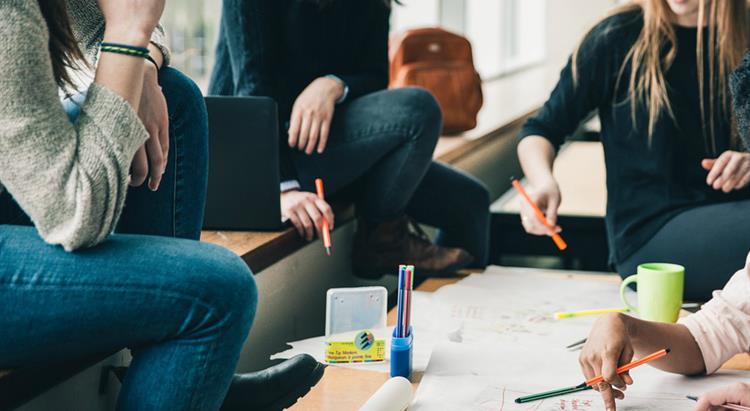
[203,96,283,231]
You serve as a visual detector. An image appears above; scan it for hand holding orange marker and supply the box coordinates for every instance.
[511,178,567,251]
[585,348,670,386]
[315,178,332,256]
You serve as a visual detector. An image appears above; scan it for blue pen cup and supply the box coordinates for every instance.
[390,326,413,379]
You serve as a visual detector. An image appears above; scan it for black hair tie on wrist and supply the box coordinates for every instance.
[145,54,160,71]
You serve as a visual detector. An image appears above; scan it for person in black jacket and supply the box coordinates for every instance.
[209,0,491,277]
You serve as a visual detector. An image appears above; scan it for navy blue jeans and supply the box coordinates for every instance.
[0,68,256,410]
[292,88,491,266]
[58,67,209,240]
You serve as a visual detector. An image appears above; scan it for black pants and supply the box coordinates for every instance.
[291,88,491,267]
[617,200,750,301]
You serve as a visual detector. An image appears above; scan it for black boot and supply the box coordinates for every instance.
[220,354,326,411]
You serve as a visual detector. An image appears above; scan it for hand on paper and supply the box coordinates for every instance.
[519,179,562,236]
[131,62,169,191]
[694,383,750,410]
[288,77,344,155]
[702,151,750,193]
[579,313,635,411]
[281,190,334,241]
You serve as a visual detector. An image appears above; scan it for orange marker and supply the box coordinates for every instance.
[511,179,567,251]
[585,348,670,386]
[315,178,332,256]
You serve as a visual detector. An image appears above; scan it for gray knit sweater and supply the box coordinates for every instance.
[0,1,149,251]
[66,0,171,66]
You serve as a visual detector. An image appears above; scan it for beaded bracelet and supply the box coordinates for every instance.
[99,42,150,59]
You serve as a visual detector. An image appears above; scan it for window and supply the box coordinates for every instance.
[392,0,547,80]
[160,0,548,90]
[160,1,221,90]
[391,0,441,31]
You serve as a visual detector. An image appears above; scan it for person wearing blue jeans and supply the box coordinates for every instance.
[0,2,323,410]
[209,0,491,277]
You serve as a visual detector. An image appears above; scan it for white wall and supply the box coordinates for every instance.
[392,0,621,78]
[544,0,621,71]
[391,0,441,31]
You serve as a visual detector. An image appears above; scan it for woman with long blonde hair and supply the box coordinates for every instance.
[517,0,750,301]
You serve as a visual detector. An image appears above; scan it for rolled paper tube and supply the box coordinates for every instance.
[359,377,413,411]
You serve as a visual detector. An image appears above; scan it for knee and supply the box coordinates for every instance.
[448,170,490,211]
[457,178,491,224]
[466,179,491,210]
[160,67,204,102]
[159,67,208,131]
[390,87,443,141]
[191,245,258,330]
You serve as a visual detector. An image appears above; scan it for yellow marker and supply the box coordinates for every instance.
[554,307,629,320]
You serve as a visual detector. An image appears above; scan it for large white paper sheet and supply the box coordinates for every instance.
[412,342,750,411]
[413,267,634,348]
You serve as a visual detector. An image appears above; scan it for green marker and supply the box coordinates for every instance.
[515,383,593,403]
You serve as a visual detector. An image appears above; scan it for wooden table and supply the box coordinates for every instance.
[290,272,750,411]
[490,141,609,270]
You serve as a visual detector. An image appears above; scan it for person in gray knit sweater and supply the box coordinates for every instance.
[0,1,322,410]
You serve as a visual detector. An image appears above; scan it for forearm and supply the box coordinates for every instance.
[623,314,705,375]
[67,0,170,66]
[95,29,151,110]
[517,136,557,185]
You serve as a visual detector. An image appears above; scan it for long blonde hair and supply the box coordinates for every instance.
[573,0,749,152]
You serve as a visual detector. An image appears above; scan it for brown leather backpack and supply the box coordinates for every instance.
[389,28,483,134]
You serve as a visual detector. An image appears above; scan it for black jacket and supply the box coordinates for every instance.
[208,0,390,181]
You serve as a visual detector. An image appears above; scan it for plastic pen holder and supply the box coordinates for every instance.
[390,326,413,379]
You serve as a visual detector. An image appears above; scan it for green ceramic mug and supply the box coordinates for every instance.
[619,263,684,323]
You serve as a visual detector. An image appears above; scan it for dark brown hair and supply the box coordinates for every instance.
[37,0,85,89]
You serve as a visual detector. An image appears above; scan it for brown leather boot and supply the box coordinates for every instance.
[352,216,474,279]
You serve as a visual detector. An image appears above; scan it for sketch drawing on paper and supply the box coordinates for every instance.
[411,342,747,411]
[472,385,596,411]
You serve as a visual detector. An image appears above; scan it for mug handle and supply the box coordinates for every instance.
[620,275,638,314]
